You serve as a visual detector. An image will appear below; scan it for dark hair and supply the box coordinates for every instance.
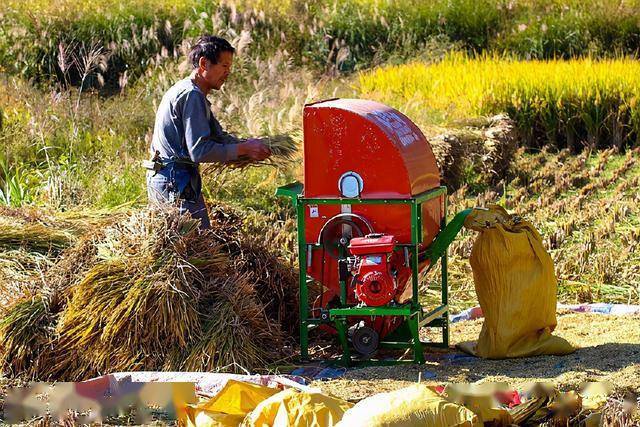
[189,35,235,68]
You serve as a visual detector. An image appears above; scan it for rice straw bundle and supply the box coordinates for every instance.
[203,207,299,332]
[0,206,47,224]
[0,210,80,309]
[42,261,136,379]
[203,133,299,173]
[182,274,284,372]
[54,208,130,236]
[233,238,299,333]
[42,229,106,301]
[0,250,52,309]
[0,296,53,377]
[262,133,299,163]
[0,220,75,254]
[429,115,517,191]
[0,228,110,377]
[43,209,220,380]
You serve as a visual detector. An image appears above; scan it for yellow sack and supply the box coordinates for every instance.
[242,388,352,427]
[336,384,480,427]
[459,205,575,358]
[184,380,279,427]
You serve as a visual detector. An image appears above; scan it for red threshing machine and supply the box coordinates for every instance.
[277,99,469,366]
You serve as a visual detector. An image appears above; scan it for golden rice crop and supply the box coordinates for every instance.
[181,274,284,372]
[0,205,298,380]
[0,296,53,377]
[359,54,640,150]
[0,220,75,254]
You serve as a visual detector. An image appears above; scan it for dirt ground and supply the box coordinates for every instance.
[1,313,638,424]
[313,313,640,401]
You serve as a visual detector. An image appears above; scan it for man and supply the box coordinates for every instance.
[146,35,271,228]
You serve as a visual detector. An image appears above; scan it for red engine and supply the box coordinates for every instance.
[348,234,398,306]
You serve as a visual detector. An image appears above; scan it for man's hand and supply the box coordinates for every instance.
[237,138,271,161]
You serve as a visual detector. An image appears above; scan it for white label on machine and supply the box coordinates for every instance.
[369,110,420,147]
[309,205,319,218]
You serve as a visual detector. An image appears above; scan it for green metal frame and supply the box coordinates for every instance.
[277,183,450,366]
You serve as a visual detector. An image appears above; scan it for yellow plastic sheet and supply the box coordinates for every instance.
[459,205,575,358]
[336,384,480,427]
[242,388,352,427]
[184,380,279,427]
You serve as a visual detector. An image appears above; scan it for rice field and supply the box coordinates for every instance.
[3,0,640,88]
[359,55,640,149]
[429,147,640,312]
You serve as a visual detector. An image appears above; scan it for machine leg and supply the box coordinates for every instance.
[441,194,450,349]
[335,318,351,366]
[297,203,309,361]
[299,273,309,360]
[408,315,425,364]
[441,252,449,349]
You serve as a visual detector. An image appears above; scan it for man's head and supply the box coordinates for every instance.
[189,35,235,91]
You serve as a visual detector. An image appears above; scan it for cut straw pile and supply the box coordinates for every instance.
[0,217,75,254]
[0,205,298,381]
[429,114,517,191]
[0,207,122,310]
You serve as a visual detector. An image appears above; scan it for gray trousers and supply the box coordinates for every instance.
[146,171,211,229]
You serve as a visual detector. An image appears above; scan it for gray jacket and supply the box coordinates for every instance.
[148,77,241,196]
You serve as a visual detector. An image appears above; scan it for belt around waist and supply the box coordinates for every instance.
[166,161,197,170]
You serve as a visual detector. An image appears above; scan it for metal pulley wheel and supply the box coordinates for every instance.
[319,219,364,259]
[317,213,375,259]
[351,325,379,357]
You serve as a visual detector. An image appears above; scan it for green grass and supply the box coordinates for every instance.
[94,164,146,208]
[3,0,640,90]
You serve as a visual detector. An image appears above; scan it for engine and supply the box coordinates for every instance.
[348,233,398,306]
